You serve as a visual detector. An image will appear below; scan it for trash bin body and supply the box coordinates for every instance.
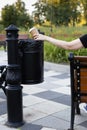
[19,39,44,84]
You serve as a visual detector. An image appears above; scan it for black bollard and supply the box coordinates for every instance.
[5,24,24,127]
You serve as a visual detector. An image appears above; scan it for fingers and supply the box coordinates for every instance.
[33,34,39,40]
[33,34,44,41]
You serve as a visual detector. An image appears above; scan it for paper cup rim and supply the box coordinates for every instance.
[29,27,37,32]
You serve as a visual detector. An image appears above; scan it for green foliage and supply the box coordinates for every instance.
[33,0,82,26]
[32,2,46,25]
[1,0,34,28]
[1,5,18,27]
[81,0,87,24]
[44,42,68,63]
[0,24,4,33]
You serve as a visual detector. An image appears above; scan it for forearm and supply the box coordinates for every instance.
[46,36,83,50]
[44,35,68,49]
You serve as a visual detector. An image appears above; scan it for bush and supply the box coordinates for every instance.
[44,42,68,63]
[0,24,4,33]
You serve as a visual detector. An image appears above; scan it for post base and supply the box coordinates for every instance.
[68,128,74,130]
[5,121,24,128]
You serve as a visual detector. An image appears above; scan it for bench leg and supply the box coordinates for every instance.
[68,98,75,130]
[76,102,80,114]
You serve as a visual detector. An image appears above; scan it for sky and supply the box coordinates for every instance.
[0,0,37,15]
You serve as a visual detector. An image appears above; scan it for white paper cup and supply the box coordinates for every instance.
[29,27,39,38]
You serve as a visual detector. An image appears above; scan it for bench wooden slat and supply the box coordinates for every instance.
[0,34,29,41]
[18,34,29,39]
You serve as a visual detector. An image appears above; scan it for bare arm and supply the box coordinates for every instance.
[34,34,84,50]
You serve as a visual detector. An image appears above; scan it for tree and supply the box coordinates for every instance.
[33,0,82,26]
[81,0,87,25]
[69,0,81,26]
[1,5,18,27]
[1,0,34,28]
[32,1,47,25]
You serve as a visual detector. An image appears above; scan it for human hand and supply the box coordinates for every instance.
[33,34,45,41]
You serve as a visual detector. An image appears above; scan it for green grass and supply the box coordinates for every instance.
[38,26,87,39]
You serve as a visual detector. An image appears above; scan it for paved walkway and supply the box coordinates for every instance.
[0,51,87,130]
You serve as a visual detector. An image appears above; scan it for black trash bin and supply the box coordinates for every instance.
[19,39,44,84]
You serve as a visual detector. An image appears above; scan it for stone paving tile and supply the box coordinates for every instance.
[23,107,47,123]
[74,125,87,130]
[0,114,7,125]
[51,86,71,95]
[0,125,17,130]
[41,127,56,130]
[44,70,61,78]
[19,123,42,130]
[0,101,7,115]
[33,90,64,100]
[23,95,47,107]
[79,120,87,128]
[0,90,6,99]
[52,72,70,79]
[52,108,87,125]
[23,85,46,95]
[52,78,70,87]
[51,95,71,106]
[36,81,60,90]
[29,100,69,115]
[32,115,70,130]
[52,108,71,122]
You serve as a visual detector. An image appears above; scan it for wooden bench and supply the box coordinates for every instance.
[0,34,29,51]
[18,34,29,39]
[0,35,7,51]
[68,52,87,130]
